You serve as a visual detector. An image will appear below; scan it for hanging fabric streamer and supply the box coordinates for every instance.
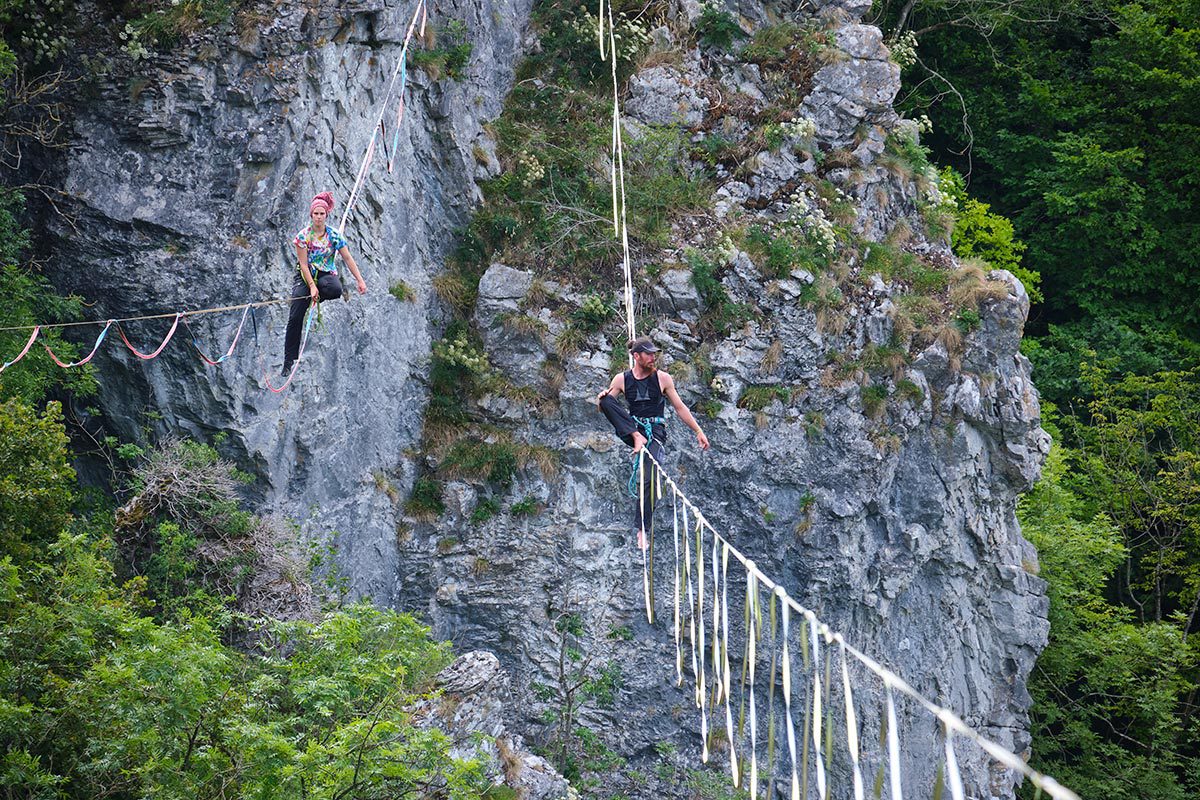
[0,326,40,374]
[841,642,866,800]
[942,718,966,800]
[184,305,252,366]
[673,489,683,685]
[263,306,317,393]
[43,321,113,368]
[746,563,760,796]
[115,313,182,360]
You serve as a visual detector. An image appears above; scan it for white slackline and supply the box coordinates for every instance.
[643,449,1080,800]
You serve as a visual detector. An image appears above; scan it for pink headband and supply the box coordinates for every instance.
[310,191,334,214]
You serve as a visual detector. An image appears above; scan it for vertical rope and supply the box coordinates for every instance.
[809,614,827,800]
[841,642,866,800]
[721,542,735,781]
[673,488,683,686]
[695,515,709,762]
[639,450,652,623]
[705,527,715,705]
[780,594,800,800]
[767,593,780,796]
[943,720,965,800]
[746,564,760,797]
[886,681,904,800]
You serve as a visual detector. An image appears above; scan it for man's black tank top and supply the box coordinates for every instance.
[624,369,665,418]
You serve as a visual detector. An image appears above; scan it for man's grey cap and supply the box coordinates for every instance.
[628,336,659,353]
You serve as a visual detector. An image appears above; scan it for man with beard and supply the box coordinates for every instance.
[596,336,710,549]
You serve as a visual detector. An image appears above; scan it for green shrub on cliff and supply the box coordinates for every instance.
[0,402,491,799]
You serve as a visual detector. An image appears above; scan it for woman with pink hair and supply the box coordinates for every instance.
[282,191,367,374]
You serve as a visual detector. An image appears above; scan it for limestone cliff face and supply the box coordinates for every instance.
[44,0,533,602]
[37,0,1049,797]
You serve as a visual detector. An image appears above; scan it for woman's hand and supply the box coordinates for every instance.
[309,284,319,302]
[356,277,367,295]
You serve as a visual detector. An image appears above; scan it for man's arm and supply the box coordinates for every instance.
[596,372,625,410]
[660,372,710,450]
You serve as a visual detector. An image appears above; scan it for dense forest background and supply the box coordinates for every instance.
[872,0,1200,794]
[1,0,1198,796]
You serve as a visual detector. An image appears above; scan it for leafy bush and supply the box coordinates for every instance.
[573,293,612,332]
[470,496,500,525]
[0,398,74,563]
[405,476,445,519]
[441,439,519,488]
[737,385,790,411]
[410,19,473,80]
[687,249,753,335]
[510,495,541,517]
[0,405,489,799]
[938,168,1040,301]
[695,4,744,50]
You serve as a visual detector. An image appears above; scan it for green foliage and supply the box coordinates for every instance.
[126,0,235,53]
[0,398,74,563]
[409,20,473,81]
[1024,319,1200,410]
[737,385,790,412]
[0,192,96,403]
[405,476,445,518]
[695,4,745,50]
[573,293,612,332]
[861,384,888,417]
[428,324,489,424]
[907,0,1200,330]
[687,249,754,335]
[0,405,488,799]
[388,279,415,302]
[470,496,500,525]
[953,307,980,334]
[938,168,1040,301]
[894,378,924,404]
[1021,428,1200,798]
[449,0,703,287]
[862,241,947,295]
[510,495,541,517]
[744,225,826,281]
[440,439,519,488]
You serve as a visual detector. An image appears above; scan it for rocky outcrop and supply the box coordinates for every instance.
[33,0,1050,797]
[41,0,535,603]
[420,651,575,800]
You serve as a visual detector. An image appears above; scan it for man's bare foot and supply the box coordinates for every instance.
[637,528,648,551]
[631,430,647,453]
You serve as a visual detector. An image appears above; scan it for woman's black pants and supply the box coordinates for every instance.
[282,272,342,373]
[599,393,666,536]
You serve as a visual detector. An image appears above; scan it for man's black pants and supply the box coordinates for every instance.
[283,272,342,373]
[600,393,665,536]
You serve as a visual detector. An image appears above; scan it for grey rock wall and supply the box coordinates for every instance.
[35,0,1049,797]
[43,0,533,603]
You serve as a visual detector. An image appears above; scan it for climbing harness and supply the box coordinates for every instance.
[624,414,664,497]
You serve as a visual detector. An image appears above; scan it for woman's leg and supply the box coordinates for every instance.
[282,280,312,374]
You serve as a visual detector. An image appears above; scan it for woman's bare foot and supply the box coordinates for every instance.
[631,430,647,453]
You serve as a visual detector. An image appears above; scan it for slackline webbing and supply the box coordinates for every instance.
[635,446,1078,800]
